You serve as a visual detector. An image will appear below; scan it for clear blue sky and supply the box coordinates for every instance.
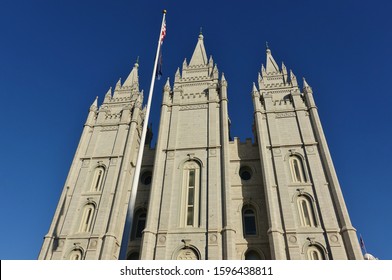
[0,0,391,260]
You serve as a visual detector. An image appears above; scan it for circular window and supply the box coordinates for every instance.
[239,166,252,181]
[140,171,152,185]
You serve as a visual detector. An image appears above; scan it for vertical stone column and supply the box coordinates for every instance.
[253,91,286,259]
[304,87,362,260]
[219,78,236,259]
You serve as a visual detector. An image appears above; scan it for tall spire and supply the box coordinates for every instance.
[189,33,208,66]
[123,60,140,90]
[265,46,279,73]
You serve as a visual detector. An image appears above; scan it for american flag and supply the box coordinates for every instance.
[360,235,365,249]
[156,18,166,80]
[159,19,166,44]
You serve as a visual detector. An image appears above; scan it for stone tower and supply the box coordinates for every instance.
[38,62,154,260]
[140,33,235,260]
[250,47,363,260]
[39,35,363,260]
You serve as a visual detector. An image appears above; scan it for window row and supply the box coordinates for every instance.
[86,166,152,192]
[244,245,326,260]
[238,154,308,184]
[242,195,317,237]
[68,245,325,260]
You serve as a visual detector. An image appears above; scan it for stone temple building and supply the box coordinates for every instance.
[38,34,363,260]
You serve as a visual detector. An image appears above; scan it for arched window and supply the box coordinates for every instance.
[182,161,200,227]
[132,209,147,240]
[245,250,261,260]
[79,204,95,233]
[69,249,83,260]
[297,196,317,227]
[242,206,257,236]
[307,246,325,260]
[91,166,105,191]
[289,156,306,183]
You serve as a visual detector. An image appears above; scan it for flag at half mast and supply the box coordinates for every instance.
[156,16,166,80]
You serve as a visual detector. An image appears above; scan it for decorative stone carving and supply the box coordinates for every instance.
[179,104,208,111]
[209,234,218,244]
[329,234,339,243]
[289,235,297,244]
[158,235,166,244]
[101,126,118,131]
[276,112,296,118]
[176,248,198,260]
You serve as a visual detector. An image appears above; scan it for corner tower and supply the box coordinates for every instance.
[141,34,236,260]
[252,47,362,259]
[39,63,150,260]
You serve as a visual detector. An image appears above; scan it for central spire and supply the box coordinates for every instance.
[189,33,208,66]
[265,47,279,73]
[122,60,139,90]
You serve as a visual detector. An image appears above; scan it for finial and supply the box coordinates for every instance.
[198,27,204,39]
[266,41,271,54]
[134,56,139,67]
[163,9,167,14]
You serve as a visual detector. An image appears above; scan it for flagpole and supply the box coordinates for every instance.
[119,10,167,260]
[360,234,367,255]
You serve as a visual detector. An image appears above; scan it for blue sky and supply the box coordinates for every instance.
[0,0,391,260]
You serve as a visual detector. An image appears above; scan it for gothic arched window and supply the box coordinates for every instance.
[79,204,95,233]
[242,206,257,236]
[182,161,201,227]
[307,246,325,260]
[289,155,306,183]
[297,196,317,227]
[91,166,105,191]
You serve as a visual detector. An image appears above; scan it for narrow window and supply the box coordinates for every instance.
[132,210,147,239]
[182,161,200,227]
[79,204,95,233]
[297,196,317,227]
[91,167,105,191]
[243,207,257,236]
[187,169,195,226]
[290,156,305,183]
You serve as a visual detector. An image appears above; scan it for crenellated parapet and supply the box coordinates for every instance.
[254,48,310,112]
